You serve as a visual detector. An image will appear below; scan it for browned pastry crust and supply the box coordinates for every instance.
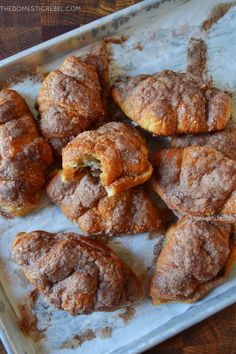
[150,217,235,304]
[111,70,231,135]
[62,122,153,196]
[12,231,143,315]
[171,120,236,161]
[37,56,104,156]
[46,170,162,236]
[46,170,106,223]
[150,146,236,221]
[83,41,110,113]
[0,89,53,217]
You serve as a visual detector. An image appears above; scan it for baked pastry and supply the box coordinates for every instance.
[151,146,236,221]
[37,56,104,156]
[171,120,236,161]
[150,218,235,303]
[46,170,106,224]
[111,70,231,135]
[12,231,142,315]
[0,89,52,217]
[62,122,153,196]
[83,41,110,112]
[46,170,162,236]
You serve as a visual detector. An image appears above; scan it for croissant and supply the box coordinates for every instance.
[171,120,236,161]
[62,122,153,196]
[46,170,162,236]
[37,56,104,156]
[83,41,110,112]
[111,70,231,136]
[0,89,52,217]
[150,217,235,303]
[151,146,236,222]
[12,231,143,315]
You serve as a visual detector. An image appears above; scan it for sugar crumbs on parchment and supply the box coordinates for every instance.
[104,34,128,44]
[18,289,45,342]
[133,42,143,51]
[201,2,236,32]
[100,326,112,339]
[118,306,136,324]
[2,65,46,88]
[60,329,96,349]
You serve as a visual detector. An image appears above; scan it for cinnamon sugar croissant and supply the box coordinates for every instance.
[37,56,104,156]
[151,146,236,222]
[112,70,231,135]
[150,218,235,303]
[12,231,142,315]
[171,120,236,161]
[46,170,162,236]
[0,89,52,217]
[62,122,153,196]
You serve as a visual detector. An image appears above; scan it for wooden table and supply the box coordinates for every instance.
[0,1,235,353]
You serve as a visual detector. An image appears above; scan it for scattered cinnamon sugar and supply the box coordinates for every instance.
[3,66,45,88]
[133,42,143,51]
[5,71,26,86]
[30,66,46,82]
[171,23,191,38]
[118,306,135,324]
[100,326,112,338]
[18,289,45,342]
[201,2,236,32]
[60,329,96,349]
[187,38,207,80]
[104,34,128,44]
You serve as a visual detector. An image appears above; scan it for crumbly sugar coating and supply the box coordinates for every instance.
[46,170,162,236]
[12,231,143,315]
[151,146,236,220]
[150,218,233,303]
[37,56,104,156]
[0,89,52,217]
[62,122,153,196]
[171,120,236,161]
[112,70,231,135]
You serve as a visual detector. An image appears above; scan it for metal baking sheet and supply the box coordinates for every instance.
[0,0,236,353]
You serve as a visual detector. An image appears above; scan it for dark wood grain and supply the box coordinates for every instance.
[0,1,235,354]
[0,0,139,59]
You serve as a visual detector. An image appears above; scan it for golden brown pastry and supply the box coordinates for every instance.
[12,231,142,315]
[111,70,231,135]
[171,120,236,161]
[150,218,235,303]
[62,122,153,196]
[151,146,236,221]
[83,41,110,112]
[37,56,104,156]
[46,170,162,236]
[0,89,53,217]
